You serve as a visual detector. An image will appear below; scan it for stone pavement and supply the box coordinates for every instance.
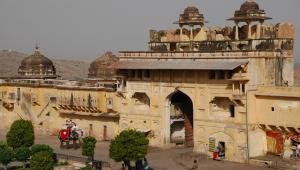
[0,133,273,170]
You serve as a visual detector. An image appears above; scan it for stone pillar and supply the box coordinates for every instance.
[260,21,264,39]
[257,22,261,39]
[190,26,194,41]
[235,23,239,40]
[239,82,242,94]
[180,26,183,41]
[248,23,252,39]
[164,101,171,145]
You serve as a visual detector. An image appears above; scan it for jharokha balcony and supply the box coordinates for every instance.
[57,104,119,119]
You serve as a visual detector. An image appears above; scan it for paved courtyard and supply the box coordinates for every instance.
[0,133,273,170]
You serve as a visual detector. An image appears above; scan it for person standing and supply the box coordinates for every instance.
[143,157,150,170]
[217,142,225,160]
[296,143,300,157]
[121,163,125,170]
[135,159,143,170]
[191,159,198,170]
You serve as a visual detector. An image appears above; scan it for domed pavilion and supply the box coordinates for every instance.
[88,51,118,79]
[18,45,57,79]
[228,0,272,40]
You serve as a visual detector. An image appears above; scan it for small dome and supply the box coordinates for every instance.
[240,0,260,11]
[88,51,118,79]
[183,6,200,17]
[18,46,56,78]
[228,0,271,23]
[174,6,205,27]
[21,51,53,67]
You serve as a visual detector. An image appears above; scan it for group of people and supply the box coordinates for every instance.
[213,142,225,161]
[292,143,300,158]
[62,119,83,138]
[121,158,150,170]
[63,119,78,130]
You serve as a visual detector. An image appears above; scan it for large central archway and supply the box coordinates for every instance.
[167,90,194,147]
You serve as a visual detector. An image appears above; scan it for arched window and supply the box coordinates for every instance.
[132,92,150,110]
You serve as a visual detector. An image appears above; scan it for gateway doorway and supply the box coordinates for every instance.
[168,91,194,147]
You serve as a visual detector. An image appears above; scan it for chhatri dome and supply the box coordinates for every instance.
[228,0,271,23]
[18,45,56,78]
[174,6,205,27]
[240,0,259,11]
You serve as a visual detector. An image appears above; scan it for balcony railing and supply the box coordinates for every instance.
[232,94,246,100]
[148,38,294,52]
[230,72,249,81]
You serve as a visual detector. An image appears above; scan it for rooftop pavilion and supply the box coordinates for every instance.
[141,1,294,53]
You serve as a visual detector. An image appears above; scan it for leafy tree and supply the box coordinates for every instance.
[15,147,31,168]
[0,145,14,170]
[30,151,54,170]
[109,129,149,169]
[6,119,34,149]
[82,136,97,160]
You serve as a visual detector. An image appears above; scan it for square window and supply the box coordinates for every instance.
[137,70,142,79]
[216,71,225,79]
[208,71,216,80]
[144,70,150,78]
[107,98,113,109]
[50,97,57,104]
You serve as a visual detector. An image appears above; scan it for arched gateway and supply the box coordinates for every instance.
[165,91,194,147]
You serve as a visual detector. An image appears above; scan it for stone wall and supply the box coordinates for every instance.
[0,84,119,141]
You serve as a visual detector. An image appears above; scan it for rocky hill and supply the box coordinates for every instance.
[0,50,89,80]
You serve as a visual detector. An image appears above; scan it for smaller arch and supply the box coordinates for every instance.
[208,131,234,160]
[132,92,150,111]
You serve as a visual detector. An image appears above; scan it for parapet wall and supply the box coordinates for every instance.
[150,22,295,43]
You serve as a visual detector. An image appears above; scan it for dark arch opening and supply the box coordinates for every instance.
[169,91,193,147]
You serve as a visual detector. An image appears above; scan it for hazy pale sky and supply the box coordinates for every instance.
[0,0,299,62]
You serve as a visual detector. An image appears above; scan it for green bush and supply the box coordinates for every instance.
[31,144,54,155]
[31,144,57,163]
[0,141,8,150]
[57,161,69,166]
[0,146,14,169]
[30,151,54,170]
[15,147,31,163]
[82,136,97,158]
[79,167,92,170]
[6,119,34,149]
[109,129,149,162]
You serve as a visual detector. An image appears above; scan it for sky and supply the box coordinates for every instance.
[0,0,299,62]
